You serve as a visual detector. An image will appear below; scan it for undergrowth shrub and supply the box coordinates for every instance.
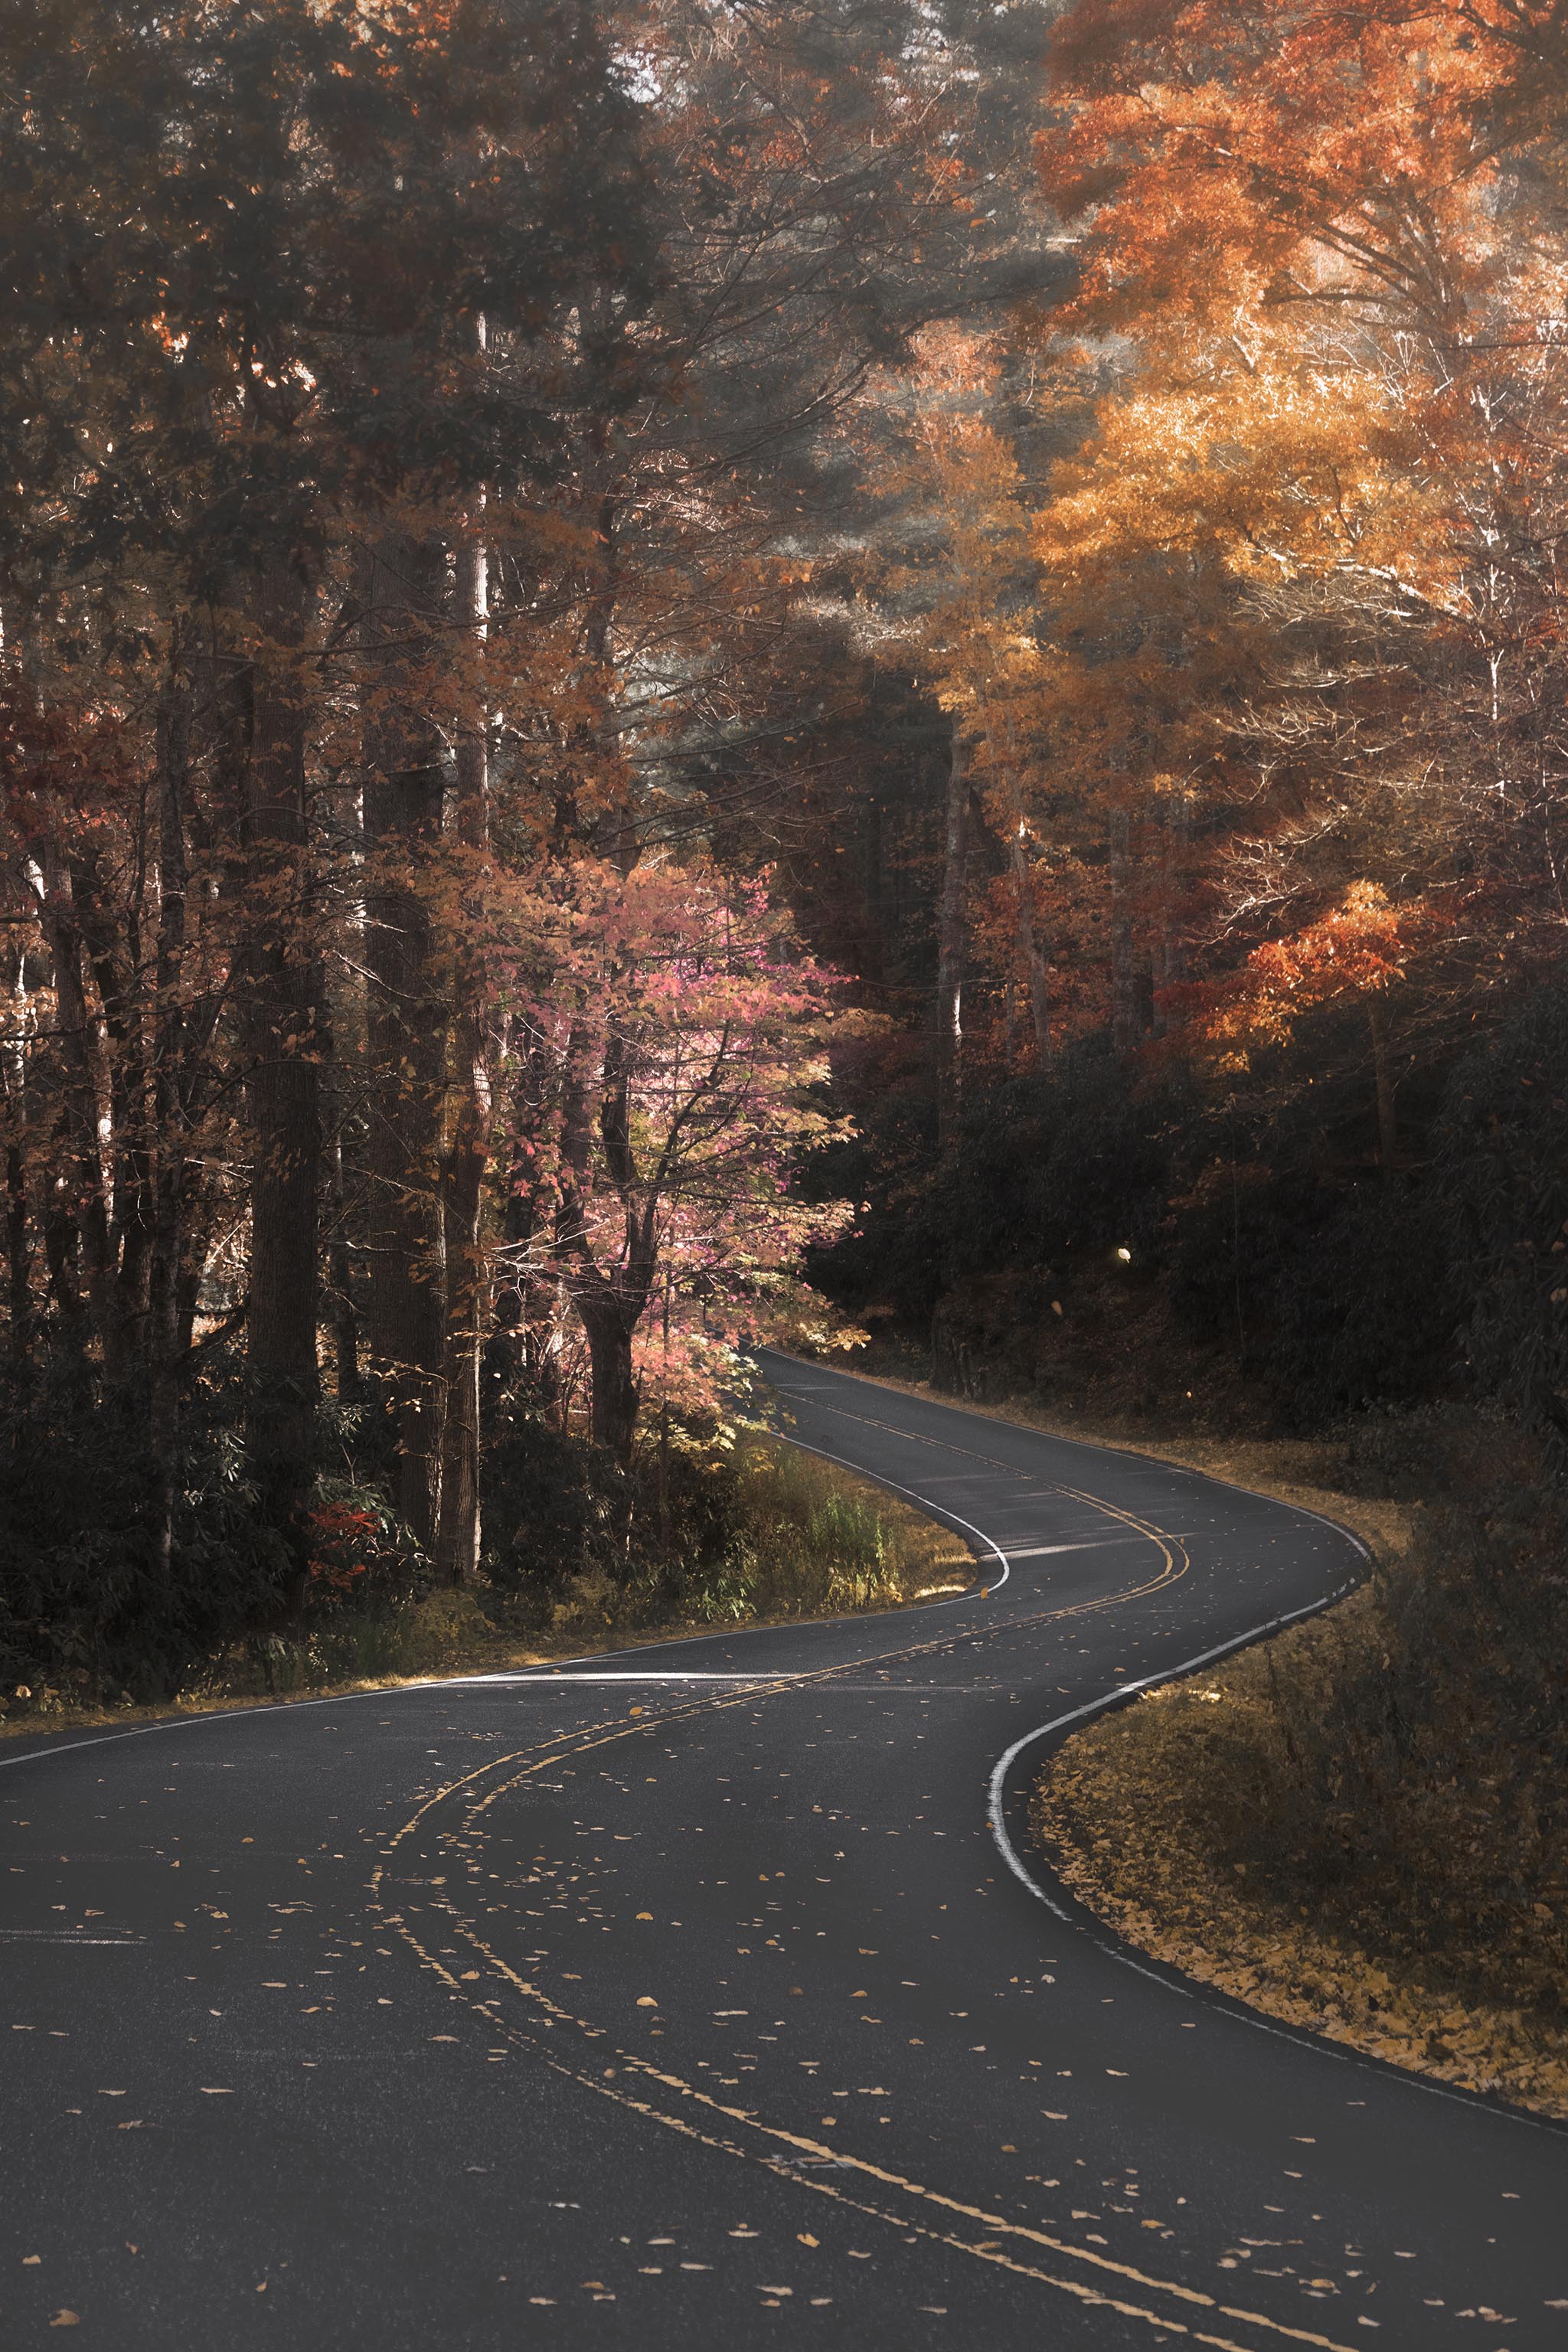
[1233,1494,1568,2012]
[486,1429,972,1637]
[1108,1489,1568,2020]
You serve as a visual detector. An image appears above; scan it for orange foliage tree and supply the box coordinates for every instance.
[1019,0,1568,1138]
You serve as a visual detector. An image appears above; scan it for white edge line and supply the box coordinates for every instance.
[0,1414,1009,1777]
[985,1579,1567,2134]
[762,1354,1564,2135]
[755,1428,1010,1598]
[441,1671,792,1686]
[986,1583,1361,1913]
[778,1373,1544,2124]
[4,1362,1556,2138]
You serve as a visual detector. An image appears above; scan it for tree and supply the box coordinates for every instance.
[506,861,856,1465]
[1025,0,1568,1105]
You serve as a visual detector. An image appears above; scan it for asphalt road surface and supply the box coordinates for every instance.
[2,1353,1564,2348]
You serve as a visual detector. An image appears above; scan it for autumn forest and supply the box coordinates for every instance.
[7,0,1568,1707]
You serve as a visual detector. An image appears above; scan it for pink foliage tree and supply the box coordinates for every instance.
[498,860,858,1465]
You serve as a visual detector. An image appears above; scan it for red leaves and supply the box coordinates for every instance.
[305,1503,382,1592]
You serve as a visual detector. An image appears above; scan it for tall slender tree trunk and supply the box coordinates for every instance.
[435,508,490,1586]
[936,729,969,1148]
[1369,998,1399,1177]
[3,942,28,1351]
[1110,801,1135,1057]
[988,704,1049,1070]
[43,1163,84,1344]
[1152,790,1190,1037]
[147,668,193,1585]
[31,846,124,1370]
[243,565,322,1570]
[361,532,448,1547]
[1008,820,1050,1066]
[328,1132,361,1406]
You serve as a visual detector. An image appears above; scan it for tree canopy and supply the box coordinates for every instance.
[5,0,1568,1702]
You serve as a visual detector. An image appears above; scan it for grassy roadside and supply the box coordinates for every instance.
[812,1351,1568,2120]
[0,1435,972,1749]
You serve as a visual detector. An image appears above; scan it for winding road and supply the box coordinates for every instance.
[2,1354,1564,2347]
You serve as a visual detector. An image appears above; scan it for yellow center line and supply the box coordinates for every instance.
[359,1399,1287,2334]
[374,1894,1365,2352]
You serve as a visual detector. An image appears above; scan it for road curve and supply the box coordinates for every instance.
[2,1354,1563,2348]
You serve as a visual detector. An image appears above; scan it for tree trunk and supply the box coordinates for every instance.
[31,845,124,1370]
[1152,790,1190,1037]
[435,511,490,1587]
[1110,801,1135,1056]
[328,1132,361,1406]
[43,1188,83,1338]
[582,1299,639,1468]
[1008,823,1050,1066]
[552,1041,649,1472]
[936,728,969,1148]
[987,704,1049,1070]
[4,943,28,1351]
[361,531,448,1548]
[1369,998,1399,1177]
[147,671,193,1586]
[243,565,322,1567]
